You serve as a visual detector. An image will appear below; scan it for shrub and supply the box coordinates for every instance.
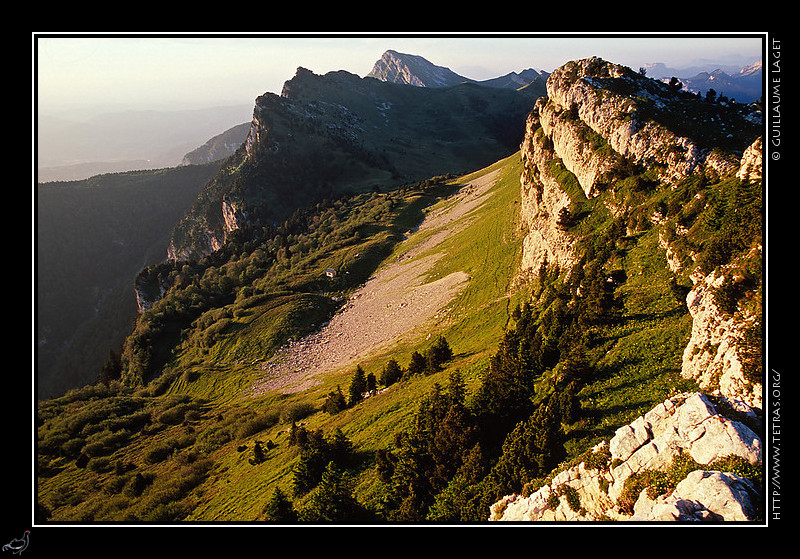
[547,491,560,510]
[323,386,347,415]
[87,456,114,473]
[561,485,581,512]
[144,440,178,464]
[235,413,278,439]
[280,402,316,424]
[155,403,192,425]
[81,429,132,457]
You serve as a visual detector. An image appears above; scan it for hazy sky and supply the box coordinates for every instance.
[34,33,764,112]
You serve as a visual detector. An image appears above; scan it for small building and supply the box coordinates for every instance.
[325,268,337,278]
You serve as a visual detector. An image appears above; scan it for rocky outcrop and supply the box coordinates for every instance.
[630,470,761,521]
[490,392,762,522]
[659,137,764,410]
[516,56,752,278]
[518,113,579,275]
[737,135,763,182]
[221,198,248,234]
[535,95,621,198]
[544,58,743,184]
[518,59,763,408]
[680,260,762,410]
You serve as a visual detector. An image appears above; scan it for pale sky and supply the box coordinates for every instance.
[34,33,764,113]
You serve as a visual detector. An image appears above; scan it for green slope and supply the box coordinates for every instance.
[36,145,762,522]
[36,154,526,522]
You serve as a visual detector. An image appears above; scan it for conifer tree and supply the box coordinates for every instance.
[407,351,426,376]
[489,396,566,495]
[298,462,369,522]
[348,365,368,407]
[328,428,355,469]
[447,369,466,407]
[430,335,453,365]
[380,358,403,387]
[263,487,297,522]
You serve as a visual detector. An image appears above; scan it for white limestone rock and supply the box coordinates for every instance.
[490,392,762,522]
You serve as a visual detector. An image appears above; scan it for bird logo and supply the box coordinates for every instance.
[2,531,29,556]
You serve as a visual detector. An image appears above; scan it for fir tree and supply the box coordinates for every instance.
[407,351,426,376]
[297,462,368,522]
[263,487,297,522]
[348,365,368,407]
[380,358,403,387]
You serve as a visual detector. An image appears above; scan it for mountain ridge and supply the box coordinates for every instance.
[645,59,762,102]
[165,64,539,262]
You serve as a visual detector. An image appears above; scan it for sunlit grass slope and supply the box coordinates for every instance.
[36,155,529,522]
[38,148,735,523]
[179,154,528,519]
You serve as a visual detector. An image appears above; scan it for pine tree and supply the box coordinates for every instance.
[380,358,403,386]
[328,428,355,469]
[447,369,466,407]
[489,396,566,494]
[407,351,426,376]
[298,462,368,522]
[348,365,368,407]
[263,487,297,522]
[430,335,453,365]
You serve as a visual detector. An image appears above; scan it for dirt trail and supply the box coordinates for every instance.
[247,169,501,395]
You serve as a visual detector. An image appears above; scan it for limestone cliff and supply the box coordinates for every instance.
[681,252,763,410]
[517,57,762,406]
[505,58,763,522]
[518,110,579,276]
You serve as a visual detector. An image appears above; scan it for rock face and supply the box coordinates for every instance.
[490,392,763,522]
[736,135,763,182]
[544,58,743,184]
[517,58,762,407]
[681,263,762,410]
[518,112,579,275]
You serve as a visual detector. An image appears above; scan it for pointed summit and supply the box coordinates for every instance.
[366,50,473,87]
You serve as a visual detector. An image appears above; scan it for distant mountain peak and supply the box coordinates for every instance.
[366,50,548,97]
[367,50,472,87]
